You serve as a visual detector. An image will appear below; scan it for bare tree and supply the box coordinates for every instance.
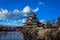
[57,16,60,28]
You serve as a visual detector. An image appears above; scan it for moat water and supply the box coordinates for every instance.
[0,31,24,40]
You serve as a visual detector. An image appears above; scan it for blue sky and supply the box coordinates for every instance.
[0,0,60,26]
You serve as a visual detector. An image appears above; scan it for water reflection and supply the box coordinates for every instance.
[0,31,24,40]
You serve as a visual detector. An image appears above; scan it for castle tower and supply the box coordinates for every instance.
[23,12,39,28]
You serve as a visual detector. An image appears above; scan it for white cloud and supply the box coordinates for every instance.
[18,20,21,22]
[3,19,21,26]
[39,2,45,6]
[0,9,8,14]
[7,23,10,25]
[13,20,18,23]
[22,5,39,17]
[23,14,27,16]
[18,19,26,23]
[0,8,8,19]
[22,6,31,13]
[22,6,39,13]
[21,19,26,23]
[32,8,39,12]
[0,6,39,20]
[40,19,46,24]
[13,9,20,14]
